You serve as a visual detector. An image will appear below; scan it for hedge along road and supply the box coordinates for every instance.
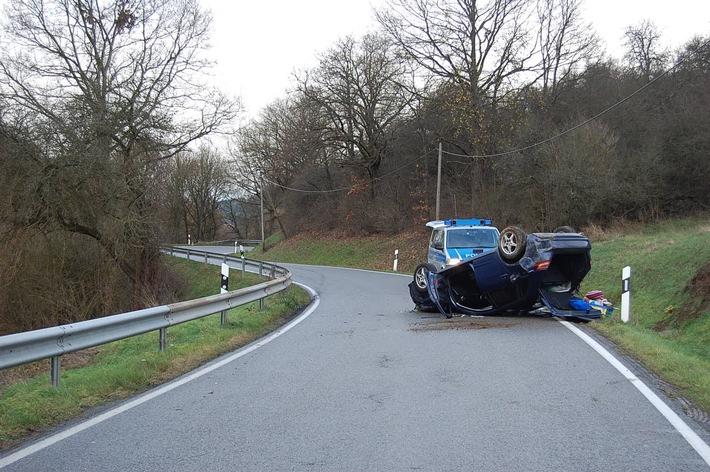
[1,252,709,471]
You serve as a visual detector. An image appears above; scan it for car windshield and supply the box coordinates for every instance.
[446,228,497,249]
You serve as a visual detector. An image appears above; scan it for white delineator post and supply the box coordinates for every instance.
[220,263,230,325]
[220,263,229,294]
[621,266,631,323]
[393,249,399,272]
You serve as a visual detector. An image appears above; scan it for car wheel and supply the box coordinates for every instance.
[413,263,437,292]
[553,226,577,233]
[498,226,527,261]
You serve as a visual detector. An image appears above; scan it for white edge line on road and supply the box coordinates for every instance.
[560,320,710,467]
[0,282,320,469]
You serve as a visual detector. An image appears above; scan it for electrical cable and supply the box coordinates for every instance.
[442,38,710,159]
[263,148,436,194]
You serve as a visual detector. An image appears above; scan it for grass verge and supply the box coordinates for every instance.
[0,256,311,450]
[580,218,710,411]
[251,229,428,274]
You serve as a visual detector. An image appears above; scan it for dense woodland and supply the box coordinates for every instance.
[0,0,708,332]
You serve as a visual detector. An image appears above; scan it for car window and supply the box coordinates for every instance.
[446,228,497,248]
[430,229,444,248]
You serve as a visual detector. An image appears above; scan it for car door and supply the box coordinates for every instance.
[427,229,446,269]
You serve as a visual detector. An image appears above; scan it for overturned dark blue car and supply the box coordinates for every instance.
[409,224,603,321]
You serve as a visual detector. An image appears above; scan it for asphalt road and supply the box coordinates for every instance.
[2,253,709,471]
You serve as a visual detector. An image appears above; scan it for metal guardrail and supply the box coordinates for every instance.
[210,239,261,246]
[0,247,291,386]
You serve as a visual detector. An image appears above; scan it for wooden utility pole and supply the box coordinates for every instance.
[260,177,265,249]
[436,140,442,220]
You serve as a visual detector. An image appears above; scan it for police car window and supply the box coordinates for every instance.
[447,229,497,248]
[431,229,443,247]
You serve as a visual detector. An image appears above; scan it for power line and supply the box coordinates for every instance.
[443,40,708,159]
[263,148,435,194]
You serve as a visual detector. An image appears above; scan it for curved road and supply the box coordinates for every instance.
[1,253,709,471]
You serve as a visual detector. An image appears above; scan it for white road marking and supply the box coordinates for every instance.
[560,320,710,467]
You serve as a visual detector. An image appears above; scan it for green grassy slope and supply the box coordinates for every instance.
[580,218,710,410]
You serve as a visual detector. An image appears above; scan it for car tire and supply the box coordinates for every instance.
[413,263,437,292]
[553,226,577,233]
[498,226,527,262]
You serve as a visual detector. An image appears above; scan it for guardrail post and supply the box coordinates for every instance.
[270,266,276,279]
[259,298,265,310]
[186,250,191,261]
[159,328,167,351]
[242,258,246,279]
[258,261,264,281]
[204,253,209,264]
[50,356,61,387]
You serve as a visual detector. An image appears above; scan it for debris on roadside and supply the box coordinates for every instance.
[584,290,615,318]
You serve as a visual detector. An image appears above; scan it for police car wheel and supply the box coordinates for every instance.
[413,263,437,291]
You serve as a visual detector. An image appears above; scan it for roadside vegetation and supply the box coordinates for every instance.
[252,230,428,273]
[251,216,710,412]
[581,218,710,411]
[0,257,311,450]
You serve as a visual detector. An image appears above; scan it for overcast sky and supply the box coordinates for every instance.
[202,0,709,117]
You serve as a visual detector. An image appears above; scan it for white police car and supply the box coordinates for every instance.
[426,218,500,270]
[413,218,499,294]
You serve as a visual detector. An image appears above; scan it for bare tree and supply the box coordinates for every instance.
[296,34,416,195]
[376,0,541,107]
[233,100,297,239]
[375,0,608,219]
[166,146,231,243]
[623,20,670,81]
[0,0,238,306]
[222,195,260,241]
[536,0,600,102]
[233,93,352,237]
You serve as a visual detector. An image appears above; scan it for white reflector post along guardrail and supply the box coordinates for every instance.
[220,263,229,325]
[0,248,292,386]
